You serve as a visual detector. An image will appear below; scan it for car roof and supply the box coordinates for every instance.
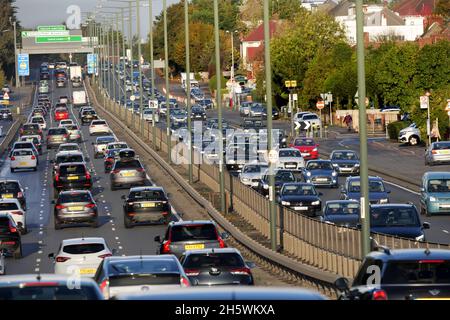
[279,148,300,152]
[169,220,216,227]
[0,274,98,287]
[325,200,359,205]
[104,255,177,263]
[367,248,450,261]
[129,186,164,193]
[0,198,20,204]
[0,179,20,184]
[55,151,83,156]
[62,237,106,246]
[347,175,381,181]
[59,143,79,147]
[370,203,415,209]
[59,189,91,195]
[96,136,115,141]
[184,248,240,255]
[423,171,450,179]
[58,162,86,167]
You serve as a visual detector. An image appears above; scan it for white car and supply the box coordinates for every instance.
[10,148,38,172]
[30,116,47,130]
[299,113,322,129]
[106,141,128,153]
[57,143,81,154]
[277,148,305,170]
[18,135,43,155]
[239,163,269,187]
[142,109,159,123]
[89,119,111,136]
[0,198,27,234]
[59,119,74,127]
[51,237,113,278]
[92,136,117,158]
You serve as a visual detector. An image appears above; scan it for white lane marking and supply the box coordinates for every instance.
[443,230,449,234]
[384,180,420,196]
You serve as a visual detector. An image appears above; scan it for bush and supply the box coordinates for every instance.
[209,74,227,93]
[387,120,411,140]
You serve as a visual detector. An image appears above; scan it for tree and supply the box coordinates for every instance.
[434,0,450,18]
[0,0,20,80]
[270,0,303,20]
[190,0,241,31]
[415,40,450,92]
[0,68,5,87]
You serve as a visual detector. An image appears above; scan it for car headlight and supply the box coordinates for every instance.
[429,196,437,202]
[415,234,425,241]
[379,198,389,204]
[332,163,338,167]
[281,138,286,143]
[312,148,318,152]
[312,200,321,206]
[354,163,360,167]
[332,171,337,176]
[241,178,250,182]
[281,201,290,206]
[306,172,311,177]
[263,184,269,190]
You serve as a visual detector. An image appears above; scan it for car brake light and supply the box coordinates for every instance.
[86,172,91,180]
[55,174,60,182]
[162,240,171,253]
[1,241,15,245]
[9,222,17,233]
[230,267,251,275]
[10,156,15,161]
[17,192,23,198]
[55,204,66,210]
[112,169,120,174]
[432,150,437,154]
[31,155,36,160]
[218,237,226,248]
[184,269,200,276]
[136,168,144,172]
[419,260,444,264]
[180,276,191,287]
[372,289,388,300]
[55,256,71,263]
[85,203,96,208]
[99,279,109,293]
[98,253,112,259]
[10,211,23,215]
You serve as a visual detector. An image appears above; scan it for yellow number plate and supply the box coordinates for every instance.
[69,206,84,211]
[2,194,14,199]
[122,172,134,177]
[79,268,96,275]
[141,203,156,208]
[67,176,79,180]
[439,150,450,154]
[19,162,28,166]
[185,244,205,250]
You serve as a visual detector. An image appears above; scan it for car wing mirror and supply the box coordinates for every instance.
[221,232,230,240]
[121,195,126,200]
[48,253,55,259]
[422,222,430,229]
[112,249,118,255]
[386,190,391,194]
[420,188,425,192]
[318,192,323,196]
[334,277,350,292]
[154,236,161,243]
[246,261,256,269]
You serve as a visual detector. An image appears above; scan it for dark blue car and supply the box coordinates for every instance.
[321,200,360,227]
[341,176,390,204]
[303,160,338,188]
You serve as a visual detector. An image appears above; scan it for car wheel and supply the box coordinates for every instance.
[10,168,14,173]
[13,243,22,259]
[409,136,419,146]
[91,219,99,228]
[53,188,59,199]
[110,184,116,191]
[124,216,133,228]
[21,226,28,235]
[54,218,62,230]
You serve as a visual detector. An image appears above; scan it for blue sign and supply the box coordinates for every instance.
[18,53,30,77]
[87,54,98,75]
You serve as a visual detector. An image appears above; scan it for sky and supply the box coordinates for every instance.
[15,0,179,39]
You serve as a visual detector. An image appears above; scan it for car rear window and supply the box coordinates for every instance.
[98,137,115,144]
[59,145,79,152]
[55,108,67,113]
[23,124,39,130]
[0,202,19,211]
[13,150,33,156]
[56,155,83,164]
[59,192,92,203]
[129,190,165,201]
[49,128,67,135]
[183,253,245,268]
[382,260,450,284]
[32,118,44,123]
[59,165,86,175]
[0,217,11,226]
[0,286,100,300]
[171,224,218,242]
[83,110,96,115]
[65,125,78,130]
[63,243,105,255]
[14,143,33,149]
[92,120,106,125]
[0,182,20,193]
[114,160,142,170]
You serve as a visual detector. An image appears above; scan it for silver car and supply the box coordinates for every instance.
[425,141,450,166]
[110,158,147,190]
[63,124,82,143]
[47,127,69,149]
[93,255,190,299]
[239,163,269,187]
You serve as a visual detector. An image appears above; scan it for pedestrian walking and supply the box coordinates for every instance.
[343,113,353,132]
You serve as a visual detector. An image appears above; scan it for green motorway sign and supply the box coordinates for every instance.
[35,36,82,43]
[37,25,66,31]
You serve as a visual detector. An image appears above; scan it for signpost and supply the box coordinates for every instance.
[17,53,29,77]
[421,93,431,145]
[38,25,66,31]
[286,80,298,138]
[35,36,82,43]
[87,54,98,75]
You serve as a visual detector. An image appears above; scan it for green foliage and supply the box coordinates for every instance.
[190,0,241,31]
[387,120,411,140]
[0,0,19,80]
[415,41,450,91]
[270,0,303,20]
[0,68,5,87]
[209,74,227,93]
[434,0,450,17]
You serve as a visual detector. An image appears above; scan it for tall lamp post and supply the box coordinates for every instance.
[226,30,238,111]
[163,0,172,164]
[184,0,193,184]
[10,18,19,88]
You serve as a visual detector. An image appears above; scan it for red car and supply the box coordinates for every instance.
[290,137,319,160]
[54,107,69,121]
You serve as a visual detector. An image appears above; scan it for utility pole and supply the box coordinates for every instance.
[129,1,134,126]
[12,19,19,88]
[121,9,126,115]
[137,0,144,134]
[111,19,116,106]
[149,0,156,149]
[214,0,225,214]
[115,13,121,112]
[106,23,111,102]
[185,0,193,184]
[356,0,370,257]
[163,0,172,164]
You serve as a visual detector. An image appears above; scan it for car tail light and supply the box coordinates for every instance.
[55,256,71,263]
[17,192,23,198]
[98,253,112,259]
[10,211,23,215]
[86,172,91,180]
[8,222,17,234]
[99,279,109,294]
[230,267,251,275]
[136,168,144,172]
[180,276,191,287]
[55,204,66,210]
[218,237,226,248]
[85,203,96,209]
[432,150,437,154]
[161,240,171,253]
[112,169,120,174]
[55,174,60,182]
[1,241,15,245]
[419,260,444,264]
[184,269,200,276]
[10,156,15,161]
[31,155,36,160]
[372,289,388,300]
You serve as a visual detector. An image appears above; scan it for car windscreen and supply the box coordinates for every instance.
[279,150,301,158]
[370,207,420,227]
[114,160,142,170]
[63,243,104,254]
[48,128,67,135]
[294,139,315,146]
[171,224,217,242]
[307,162,333,170]
[243,165,267,174]
[349,180,385,193]
[0,286,100,300]
[0,182,20,193]
[97,137,115,144]
[273,171,296,182]
[183,253,245,268]
[326,203,360,215]
[282,184,316,196]
[0,202,19,211]
[382,260,450,285]
[59,165,86,175]
[59,192,92,203]
[332,151,358,160]
[129,190,166,201]
[56,155,83,164]
[427,179,450,193]
[303,115,318,120]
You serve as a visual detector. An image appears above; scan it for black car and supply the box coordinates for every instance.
[321,200,360,227]
[53,163,93,198]
[19,123,42,138]
[122,186,171,228]
[180,248,254,286]
[330,150,360,176]
[198,99,213,110]
[370,204,430,241]
[80,110,98,125]
[190,106,206,121]
[242,119,266,132]
[335,247,450,300]
[0,213,22,259]
[0,108,13,121]
[0,180,26,210]
[278,182,322,217]
[258,169,298,197]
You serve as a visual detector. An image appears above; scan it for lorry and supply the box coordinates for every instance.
[181,72,199,90]
[69,65,82,87]
[72,90,87,107]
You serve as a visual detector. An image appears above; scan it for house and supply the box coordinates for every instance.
[393,0,435,17]
[418,17,450,46]
[240,20,279,77]
[301,0,329,11]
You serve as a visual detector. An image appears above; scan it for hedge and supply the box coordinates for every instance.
[387,120,411,140]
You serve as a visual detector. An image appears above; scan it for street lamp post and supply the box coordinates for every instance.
[148,0,157,149]
[214,0,226,214]
[128,1,135,127]
[185,0,193,184]
[11,19,19,88]
[356,0,371,257]
[136,0,145,134]
[163,0,172,164]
